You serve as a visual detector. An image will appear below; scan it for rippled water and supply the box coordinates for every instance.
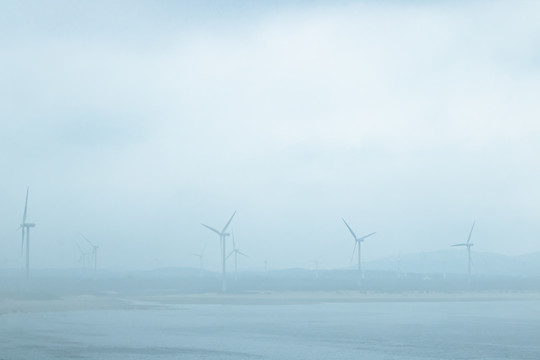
[1,300,539,359]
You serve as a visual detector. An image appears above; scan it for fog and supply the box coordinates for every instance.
[2,2,540,359]
[1,0,540,272]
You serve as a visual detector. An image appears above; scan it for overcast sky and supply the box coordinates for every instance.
[1,1,540,271]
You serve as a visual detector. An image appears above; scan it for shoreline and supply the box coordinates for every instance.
[141,290,540,305]
[2,290,540,315]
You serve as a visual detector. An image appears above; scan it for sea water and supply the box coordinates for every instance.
[1,300,539,359]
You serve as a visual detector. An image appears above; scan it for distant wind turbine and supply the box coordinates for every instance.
[192,243,207,275]
[342,218,375,280]
[19,187,35,277]
[80,233,99,270]
[227,231,248,281]
[75,241,92,268]
[451,221,476,281]
[201,211,236,292]
[397,252,403,278]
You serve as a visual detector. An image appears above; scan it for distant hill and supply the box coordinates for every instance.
[365,250,540,277]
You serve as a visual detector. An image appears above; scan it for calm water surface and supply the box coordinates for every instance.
[1,300,539,359]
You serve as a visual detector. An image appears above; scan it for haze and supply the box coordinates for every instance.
[1,0,540,272]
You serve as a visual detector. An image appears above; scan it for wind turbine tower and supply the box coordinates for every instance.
[192,244,206,276]
[451,221,476,281]
[76,242,92,268]
[227,231,248,281]
[202,211,236,292]
[342,218,375,281]
[80,233,99,270]
[19,187,35,278]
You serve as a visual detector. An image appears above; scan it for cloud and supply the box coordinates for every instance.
[1,1,540,270]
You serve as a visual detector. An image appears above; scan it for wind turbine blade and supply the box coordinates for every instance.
[350,240,357,264]
[226,250,234,259]
[80,233,95,247]
[451,243,467,247]
[76,242,85,254]
[22,187,29,224]
[467,221,475,244]
[359,232,376,240]
[201,224,222,236]
[342,218,357,240]
[238,251,248,257]
[221,211,236,233]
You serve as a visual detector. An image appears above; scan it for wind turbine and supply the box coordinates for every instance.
[451,221,475,281]
[192,243,207,275]
[19,187,35,277]
[75,241,92,268]
[227,231,248,281]
[342,218,375,280]
[80,233,99,270]
[201,211,236,292]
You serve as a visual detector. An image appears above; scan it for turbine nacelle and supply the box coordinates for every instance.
[229,248,247,257]
[452,243,474,248]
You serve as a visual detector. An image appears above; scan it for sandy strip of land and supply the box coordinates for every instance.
[2,291,540,315]
[141,291,540,305]
[0,295,130,315]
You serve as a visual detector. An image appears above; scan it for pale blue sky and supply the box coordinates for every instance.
[1,1,539,270]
